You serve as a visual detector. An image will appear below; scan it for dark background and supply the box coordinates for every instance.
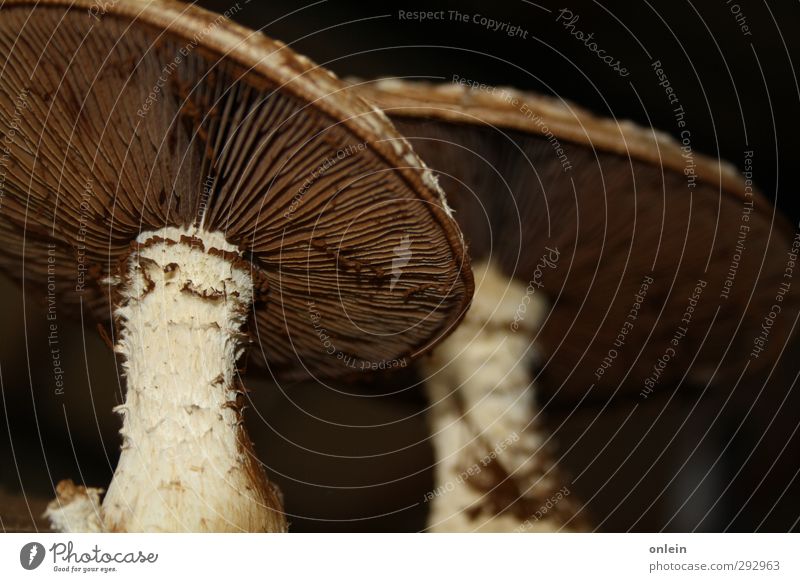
[200,0,800,224]
[1,0,799,532]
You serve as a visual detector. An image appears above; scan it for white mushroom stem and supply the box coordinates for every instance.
[45,227,285,532]
[421,262,584,532]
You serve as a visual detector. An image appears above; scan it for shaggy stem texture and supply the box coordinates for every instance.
[45,228,285,532]
[421,262,586,532]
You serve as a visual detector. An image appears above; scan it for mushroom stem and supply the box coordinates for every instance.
[46,227,285,532]
[421,262,585,532]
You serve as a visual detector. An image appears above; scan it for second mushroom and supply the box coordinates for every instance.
[352,78,796,532]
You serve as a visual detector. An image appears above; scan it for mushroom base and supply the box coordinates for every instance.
[45,228,286,532]
[421,262,586,532]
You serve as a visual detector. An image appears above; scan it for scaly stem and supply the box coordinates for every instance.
[46,228,285,532]
[421,262,586,532]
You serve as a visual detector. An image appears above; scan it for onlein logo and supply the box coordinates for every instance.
[20,542,46,570]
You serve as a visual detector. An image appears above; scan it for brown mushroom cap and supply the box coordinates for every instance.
[0,1,473,379]
[352,78,797,402]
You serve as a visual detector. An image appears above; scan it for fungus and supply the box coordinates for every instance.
[353,78,796,530]
[0,4,472,532]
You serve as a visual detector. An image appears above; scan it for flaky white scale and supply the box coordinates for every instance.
[45,228,284,532]
[44,481,103,532]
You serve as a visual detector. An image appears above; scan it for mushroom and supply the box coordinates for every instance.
[351,78,797,531]
[0,3,472,532]
[423,260,585,531]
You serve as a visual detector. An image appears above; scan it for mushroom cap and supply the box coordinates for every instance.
[352,78,797,402]
[0,1,473,380]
